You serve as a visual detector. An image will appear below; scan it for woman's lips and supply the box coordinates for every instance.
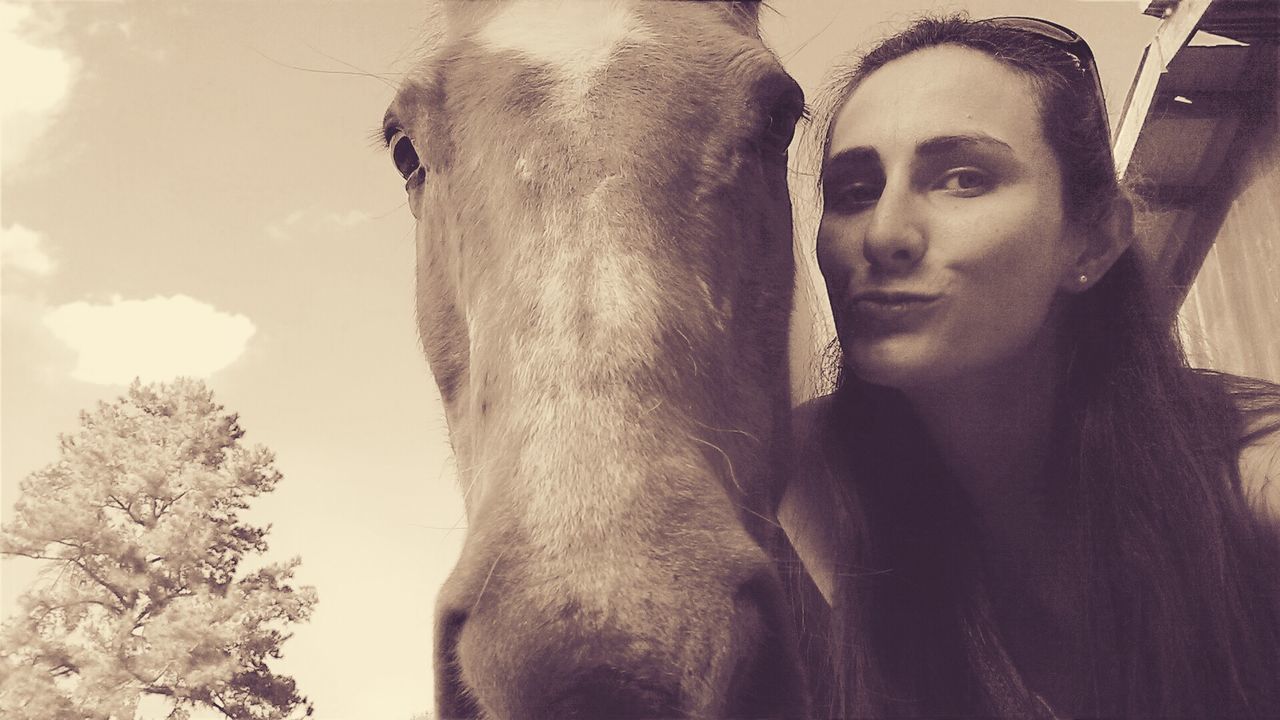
[843,290,942,335]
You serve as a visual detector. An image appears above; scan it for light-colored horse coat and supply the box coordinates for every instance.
[384,1,816,716]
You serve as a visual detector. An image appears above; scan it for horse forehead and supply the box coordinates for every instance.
[471,1,653,98]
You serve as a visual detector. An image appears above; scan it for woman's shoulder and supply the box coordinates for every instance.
[1219,372,1280,524]
[793,392,838,442]
[1237,402,1280,524]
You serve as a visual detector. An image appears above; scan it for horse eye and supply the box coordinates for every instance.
[392,134,421,180]
[761,87,804,156]
[763,110,798,154]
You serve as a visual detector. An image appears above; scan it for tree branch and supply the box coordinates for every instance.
[134,587,193,627]
[142,685,176,697]
[71,557,131,608]
[6,550,69,562]
[31,598,122,626]
[105,494,148,527]
[208,691,234,719]
[155,490,190,519]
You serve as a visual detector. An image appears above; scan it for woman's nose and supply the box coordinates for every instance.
[862,183,926,272]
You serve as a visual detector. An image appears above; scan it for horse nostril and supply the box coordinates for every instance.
[544,666,682,720]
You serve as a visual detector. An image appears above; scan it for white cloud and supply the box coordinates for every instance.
[333,209,372,226]
[87,19,133,38]
[43,295,257,385]
[0,3,79,171]
[266,208,373,241]
[1,224,56,277]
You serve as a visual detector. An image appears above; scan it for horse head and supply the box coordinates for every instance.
[382,2,805,716]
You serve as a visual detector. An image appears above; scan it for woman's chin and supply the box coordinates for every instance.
[844,338,953,391]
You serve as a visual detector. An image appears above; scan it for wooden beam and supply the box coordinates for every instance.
[1116,46,1163,172]
[1115,0,1218,174]
[1151,88,1252,118]
[1154,0,1216,64]
[1135,183,1212,210]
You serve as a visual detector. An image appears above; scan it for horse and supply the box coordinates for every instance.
[381,2,826,716]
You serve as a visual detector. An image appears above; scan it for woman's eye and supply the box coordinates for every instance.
[825,181,882,213]
[938,168,991,195]
[391,133,422,181]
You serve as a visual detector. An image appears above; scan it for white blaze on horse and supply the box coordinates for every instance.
[382,2,813,716]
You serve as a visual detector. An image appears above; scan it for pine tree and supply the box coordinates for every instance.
[1,379,317,720]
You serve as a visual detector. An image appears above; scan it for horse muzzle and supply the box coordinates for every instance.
[432,519,809,719]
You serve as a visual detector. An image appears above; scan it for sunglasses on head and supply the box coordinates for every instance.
[981,16,1110,129]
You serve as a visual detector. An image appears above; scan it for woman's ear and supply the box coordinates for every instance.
[1061,196,1135,293]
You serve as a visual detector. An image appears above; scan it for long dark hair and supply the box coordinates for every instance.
[810,14,1280,718]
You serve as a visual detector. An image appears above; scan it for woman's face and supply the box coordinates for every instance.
[817,45,1085,390]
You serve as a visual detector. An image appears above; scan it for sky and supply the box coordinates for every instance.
[1,2,1158,718]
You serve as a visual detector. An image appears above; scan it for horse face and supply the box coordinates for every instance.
[384,2,802,716]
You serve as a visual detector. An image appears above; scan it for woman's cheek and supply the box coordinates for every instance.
[815,215,863,285]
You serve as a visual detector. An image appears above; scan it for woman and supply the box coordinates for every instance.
[790,14,1280,718]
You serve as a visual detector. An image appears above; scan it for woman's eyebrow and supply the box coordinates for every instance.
[823,147,879,178]
[915,133,1013,157]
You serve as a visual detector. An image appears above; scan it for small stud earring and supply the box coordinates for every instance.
[1078,274,1089,285]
